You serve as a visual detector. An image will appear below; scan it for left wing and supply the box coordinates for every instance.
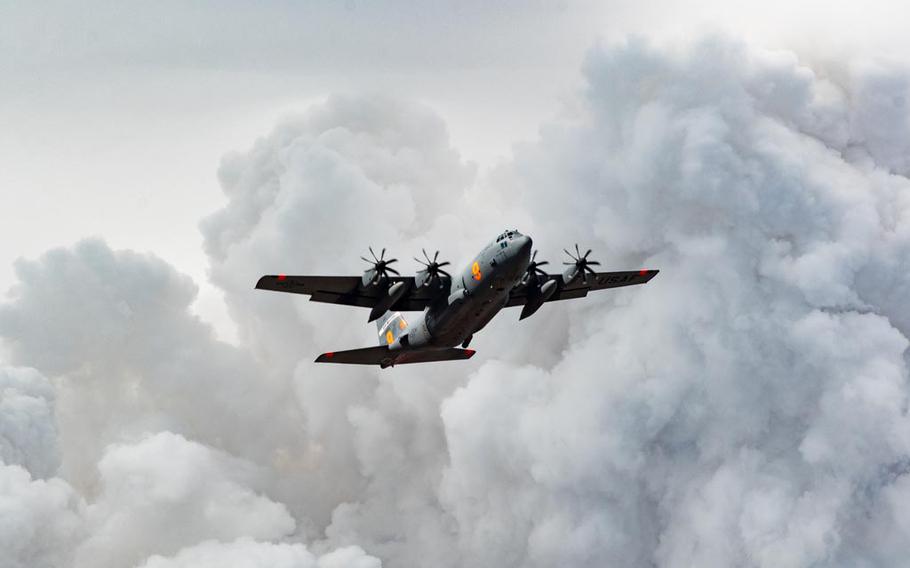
[506,269,659,308]
[255,275,439,311]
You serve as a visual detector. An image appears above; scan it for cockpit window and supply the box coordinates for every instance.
[497,229,521,243]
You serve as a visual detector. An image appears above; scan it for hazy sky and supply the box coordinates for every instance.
[4,3,910,567]
[4,0,908,341]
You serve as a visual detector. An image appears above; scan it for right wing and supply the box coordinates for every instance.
[255,275,440,311]
[506,269,659,307]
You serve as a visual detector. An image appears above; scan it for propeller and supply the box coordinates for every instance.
[563,243,600,283]
[361,246,399,286]
[414,248,451,288]
[522,250,549,284]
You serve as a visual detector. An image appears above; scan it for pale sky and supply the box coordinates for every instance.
[5,3,910,567]
[2,0,907,342]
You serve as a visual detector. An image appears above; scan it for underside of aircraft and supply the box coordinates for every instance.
[256,229,658,367]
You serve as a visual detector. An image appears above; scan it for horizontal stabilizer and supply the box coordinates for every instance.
[315,346,476,368]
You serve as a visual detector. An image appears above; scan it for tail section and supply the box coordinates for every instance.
[316,346,476,368]
[375,311,409,346]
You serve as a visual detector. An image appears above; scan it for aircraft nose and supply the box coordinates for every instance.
[517,235,532,258]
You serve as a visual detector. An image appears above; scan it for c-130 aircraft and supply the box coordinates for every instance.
[256,229,658,368]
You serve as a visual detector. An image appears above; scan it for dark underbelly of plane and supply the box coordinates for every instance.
[428,286,510,347]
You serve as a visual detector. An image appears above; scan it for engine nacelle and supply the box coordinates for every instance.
[540,279,557,300]
[368,280,409,322]
[519,279,557,320]
[562,266,581,286]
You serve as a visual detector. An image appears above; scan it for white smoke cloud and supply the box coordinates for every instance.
[435,37,910,567]
[3,34,910,568]
[0,240,307,490]
[138,538,380,568]
[74,432,296,568]
[0,366,59,478]
[0,463,85,568]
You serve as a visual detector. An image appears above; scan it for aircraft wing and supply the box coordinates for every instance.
[505,269,659,308]
[255,275,440,311]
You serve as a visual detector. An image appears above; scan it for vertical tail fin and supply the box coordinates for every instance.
[375,311,409,346]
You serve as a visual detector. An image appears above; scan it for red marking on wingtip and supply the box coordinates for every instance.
[325,352,334,358]
[465,349,475,356]
[277,274,287,281]
[639,269,649,276]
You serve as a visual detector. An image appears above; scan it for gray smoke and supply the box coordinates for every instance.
[3,35,910,567]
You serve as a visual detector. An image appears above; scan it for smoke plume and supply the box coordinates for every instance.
[3,36,910,567]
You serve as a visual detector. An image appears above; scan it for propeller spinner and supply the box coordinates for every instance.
[522,250,549,284]
[361,246,399,286]
[414,249,451,288]
[563,243,600,284]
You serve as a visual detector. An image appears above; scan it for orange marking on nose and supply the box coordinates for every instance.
[472,261,482,281]
[386,330,394,344]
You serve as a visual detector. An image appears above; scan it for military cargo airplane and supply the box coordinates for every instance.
[256,229,658,368]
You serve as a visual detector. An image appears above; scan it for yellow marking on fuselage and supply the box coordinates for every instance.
[386,330,394,344]
[398,319,407,330]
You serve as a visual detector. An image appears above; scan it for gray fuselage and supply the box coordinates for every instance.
[384,231,532,351]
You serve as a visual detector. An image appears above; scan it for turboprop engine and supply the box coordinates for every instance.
[562,243,600,285]
[414,249,451,289]
[369,280,409,322]
[361,247,410,322]
[519,250,558,320]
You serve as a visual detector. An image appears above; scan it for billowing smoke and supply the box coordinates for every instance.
[3,35,910,567]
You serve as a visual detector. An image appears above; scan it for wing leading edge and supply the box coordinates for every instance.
[506,269,659,308]
[255,275,439,311]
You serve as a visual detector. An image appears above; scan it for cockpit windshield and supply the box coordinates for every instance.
[495,229,522,242]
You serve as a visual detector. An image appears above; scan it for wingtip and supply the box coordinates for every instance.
[315,351,335,363]
[255,274,289,289]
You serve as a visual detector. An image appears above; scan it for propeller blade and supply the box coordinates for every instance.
[438,269,451,278]
[536,260,549,267]
[587,261,600,266]
[531,250,538,261]
[575,243,580,258]
[584,249,592,259]
[369,246,378,261]
[386,267,400,276]
[584,266,596,275]
[385,258,398,264]
[563,248,573,258]
[361,256,371,263]
[414,257,426,265]
[563,261,574,265]
[380,248,386,260]
[434,250,439,262]
[437,261,451,267]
